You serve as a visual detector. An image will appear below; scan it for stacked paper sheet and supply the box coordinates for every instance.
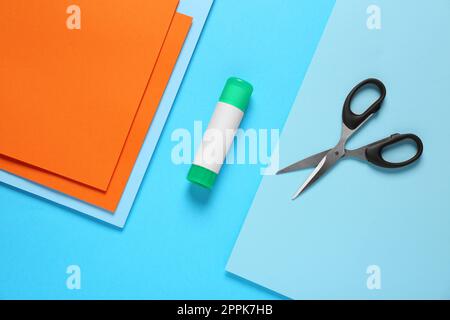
[0,0,213,227]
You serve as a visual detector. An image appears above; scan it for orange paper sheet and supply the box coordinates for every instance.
[0,0,179,191]
[0,13,192,212]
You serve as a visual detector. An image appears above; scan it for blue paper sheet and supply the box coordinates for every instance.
[0,0,214,228]
[227,0,450,299]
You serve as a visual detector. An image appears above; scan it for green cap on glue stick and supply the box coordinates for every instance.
[187,77,253,189]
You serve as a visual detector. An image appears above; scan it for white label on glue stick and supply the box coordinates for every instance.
[193,102,244,174]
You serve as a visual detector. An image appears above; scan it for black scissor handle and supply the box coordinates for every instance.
[365,133,423,169]
[342,78,387,130]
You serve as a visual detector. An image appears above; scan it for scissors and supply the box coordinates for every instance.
[277,78,424,200]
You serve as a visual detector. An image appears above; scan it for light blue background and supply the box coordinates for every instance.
[227,0,450,299]
[0,0,335,299]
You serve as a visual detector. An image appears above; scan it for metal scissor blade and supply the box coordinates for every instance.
[291,149,341,200]
[276,149,330,175]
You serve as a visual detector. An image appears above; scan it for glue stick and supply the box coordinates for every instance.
[187,77,253,189]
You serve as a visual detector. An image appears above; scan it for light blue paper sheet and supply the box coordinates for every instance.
[0,0,213,228]
[227,0,450,299]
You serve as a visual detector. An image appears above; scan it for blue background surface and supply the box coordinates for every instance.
[0,0,335,299]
